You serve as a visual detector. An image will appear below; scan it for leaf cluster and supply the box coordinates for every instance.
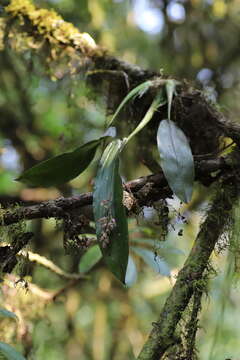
[15,79,195,283]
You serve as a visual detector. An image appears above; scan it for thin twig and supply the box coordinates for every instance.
[19,250,88,280]
[4,274,83,302]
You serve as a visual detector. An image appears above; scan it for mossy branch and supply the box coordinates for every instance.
[137,179,238,359]
[2,0,155,83]
[0,157,228,226]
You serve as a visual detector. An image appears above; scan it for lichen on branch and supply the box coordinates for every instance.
[2,0,104,80]
[5,0,98,54]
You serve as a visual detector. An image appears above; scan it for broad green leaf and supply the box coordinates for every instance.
[79,245,102,273]
[125,255,137,287]
[93,140,129,283]
[132,247,171,277]
[124,90,167,145]
[107,80,152,127]
[0,308,17,321]
[16,139,102,187]
[157,119,194,203]
[0,342,26,360]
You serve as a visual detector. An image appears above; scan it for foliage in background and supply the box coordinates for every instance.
[1,0,240,359]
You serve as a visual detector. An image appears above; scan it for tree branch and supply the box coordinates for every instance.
[0,157,228,227]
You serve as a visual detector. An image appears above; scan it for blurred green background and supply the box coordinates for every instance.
[1,0,240,359]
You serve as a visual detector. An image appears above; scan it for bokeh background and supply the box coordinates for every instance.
[1,0,240,359]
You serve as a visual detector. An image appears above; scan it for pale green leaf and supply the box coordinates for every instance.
[93,140,129,283]
[107,80,152,127]
[125,255,137,287]
[157,119,194,203]
[79,245,102,273]
[16,139,102,187]
[124,89,167,145]
[132,247,171,276]
[102,126,117,138]
[0,343,26,360]
[165,79,179,120]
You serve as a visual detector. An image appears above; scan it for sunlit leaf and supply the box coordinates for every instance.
[124,89,167,145]
[16,139,102,187]
[0,308,17,321]
[79,245,102,273]
[107,80,152,127]
[125,255,137,287]
[0,342,26,360]
[93,140,129,283]
[132,247,171,277]
[157,119,194,203]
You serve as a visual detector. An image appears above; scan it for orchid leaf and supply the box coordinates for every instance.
[132,247,171,277]
[124,89,167,145]
[125,255,138,287]
[165,79,179,120]
[107,80,152,127]
[93,140,129,283]
[16,138,103,187]
[157,119,194,203]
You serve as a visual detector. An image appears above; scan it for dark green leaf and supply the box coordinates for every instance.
[79,245,102,273]
[0,308,17,321]
[93,140,129,283]
[125,255,137,287]
[157,119,194,203]
[0,342,26,360]
[16,139,102,187]
[132,247,171,277]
